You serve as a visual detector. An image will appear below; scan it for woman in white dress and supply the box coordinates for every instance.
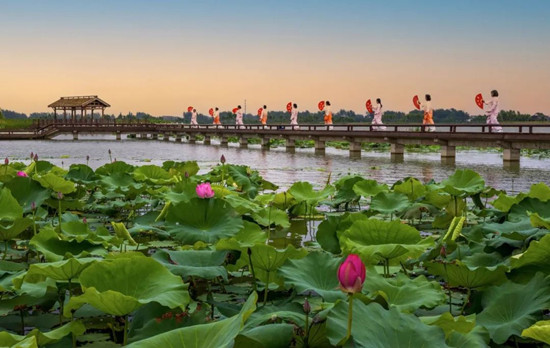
[419,94,435,132]
[191,109,198,126]
[236,105,244,128]
[371,98,386,131]
[485,90,503,133]
[290,103,299,129]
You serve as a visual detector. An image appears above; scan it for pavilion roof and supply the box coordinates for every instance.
[48,96,110,108]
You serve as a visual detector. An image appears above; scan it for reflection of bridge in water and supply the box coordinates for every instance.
[2,120,550,167]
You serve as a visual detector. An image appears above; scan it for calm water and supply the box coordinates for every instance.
[2,135,550,194]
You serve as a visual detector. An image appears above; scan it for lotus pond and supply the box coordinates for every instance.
[1,157,550,347]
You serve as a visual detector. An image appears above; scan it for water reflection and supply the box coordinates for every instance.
[1,136,550,194]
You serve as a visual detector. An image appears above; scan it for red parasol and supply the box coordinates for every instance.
[412,95,420,110]
[257,108,263,116]
[366,99,373,114]
[475,93,484,109]
[232,107,238,114]
[286,102,292,113]
[187,106,193,112]
[209,108,214,116]
[318,101,325,111]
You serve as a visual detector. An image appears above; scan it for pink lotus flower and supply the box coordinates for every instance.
[337,254,366,294]
[196,183,215,199]
[16,171,28,177]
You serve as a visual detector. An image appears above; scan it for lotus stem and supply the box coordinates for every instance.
[304,311,310,346]
[3,242,7,260]
[346,294,353,342]
[263,271,270,305]
[247,248,257,292]
[123,315,129,346]
[19,307,25,335]
[460,288,471,315]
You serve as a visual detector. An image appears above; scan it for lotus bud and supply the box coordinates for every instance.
[34,154,38,161]
[303,298,311,314]
[16,171,28,177]
[30,152,34,159]
[31,202,36,211]
[86,155,90,162]
[184,171,189,178]
[337,254,366,294]
[108,149,111,155]
[57,192,63,200]
[83,217,87,224]
[196,182,215,199]
[440,245,446,258]
[4,158,8,165]
[220,154,226,164]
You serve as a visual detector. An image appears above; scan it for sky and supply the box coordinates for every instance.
[1,0,549,116]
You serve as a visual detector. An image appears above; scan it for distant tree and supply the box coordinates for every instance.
[0,109,4,120]
[2,109,27,119]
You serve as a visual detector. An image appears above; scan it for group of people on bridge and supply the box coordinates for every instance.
[186,90,503,132]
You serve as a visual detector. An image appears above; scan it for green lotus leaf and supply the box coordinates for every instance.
[287,181,335,206]
[0,321,85,347]
[13,258,98,288]
[30,226,108,262]
[363,271,445,312]
[5,177,50,213]
[65,164,97,184]
[35,172,75,194]
[126,292,257,348]
[329,175,363,207]
[477,273,550,344]
[392,177,426,201]
[510,233,550,275]
[166,198,243,245]
[223,194,263,214]
[491,192,519,212]
[234,323,294,348]
[340,219,433,264]
[249,244,307,286]
[152,249,228,281]
[133,165,174,184]
[100,172,140,189]
[508,197,550,222]
[369,192,411,216]
[65,257,190,316]
[522,320,550,345]
[353,179,389,198]
[162,160,200,177]
[530,211,550,230]
[228,165,267,199]
[481,219,539,240]
[446,326,490,348]
[254,192,294,211]
[95,161,135,176]
[526,182,550,202]
[60,221,114,245]
[244,302,308,329]
[0,187,23,221]
[279,252,345,302]
[111,222,138,246]
[441,169,485,196]
[316,213,369,255]
[426,261,507,288]
[216,221,267,250]
[326,301,448,347]
[251,207,290,228]
[0,217,33,242]
[423,191,452,209]
[420,312,476,339]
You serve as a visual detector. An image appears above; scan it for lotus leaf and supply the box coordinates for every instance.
[441,169,485,196]
[0,217,33,242]
[326,301,449,347]
[65,164,97,183]
[5,178,50,213]
[426,261,507,288]
[152,249,228,281]
[279,252,345,302]
[65,257,190,316]
[35,172,75,194]
[420,312,476,338]
[133,165,174,184]
[14,258,97,289]
[30,226,107,262]
[340,219,433,264]
[224,194,262,214]
[510,233,550,275]
[251,207,290,228]
[287,181,335,206]
[369,191,411,216]
[126,292,257,348]
[352,179,388,198]
[522,320,550,345]
[392,177,426,201]
[95,161,135,176]
[249,244,307,286]
[0,187,23,222]
[111,222,138,246]
[363,271,445,312]
[162,160,200,177]
[477,273,550,344]
[166,198,243,244]
[0,321,85,347]
[234,323,294,348]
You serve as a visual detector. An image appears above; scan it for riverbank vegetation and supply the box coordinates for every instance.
[1,156,549,347]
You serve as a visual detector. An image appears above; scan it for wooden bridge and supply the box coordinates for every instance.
[2,120,550,166]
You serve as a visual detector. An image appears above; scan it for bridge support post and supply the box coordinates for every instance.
[285,138,295,153]
[390,143,404,155]
[72,131,78,141]
[164,133,170,141]
[440,145,456,158]
[239,137,248,148]
[220,136,228,147]
[152,133,158,140]
[175,134,182,143]
[349,142,361,158]
[204,135,211,145]
[503,148,520,162]
[188,135,196,144]
[116,132,121,141]
[314,139,325,155]
[261,137,270,150]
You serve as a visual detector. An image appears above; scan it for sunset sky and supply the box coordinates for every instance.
[1,0,549,116]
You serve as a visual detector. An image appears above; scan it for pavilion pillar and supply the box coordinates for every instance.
[314,139,325,155]
[239,137,248,148]
[63,108,67,122]
[349,142,362,158]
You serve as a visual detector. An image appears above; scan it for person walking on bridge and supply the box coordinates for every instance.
[290,103,299,129]
[213,107,221,126]
[260,105,268,127]
[191,108,198,126]
[484,90,503,133]
[236,105,244,128]
[323,100,333,130]
[419,94,435,132]
[372,98,386,131]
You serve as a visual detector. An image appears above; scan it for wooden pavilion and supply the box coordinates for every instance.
[48,95,110,121]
